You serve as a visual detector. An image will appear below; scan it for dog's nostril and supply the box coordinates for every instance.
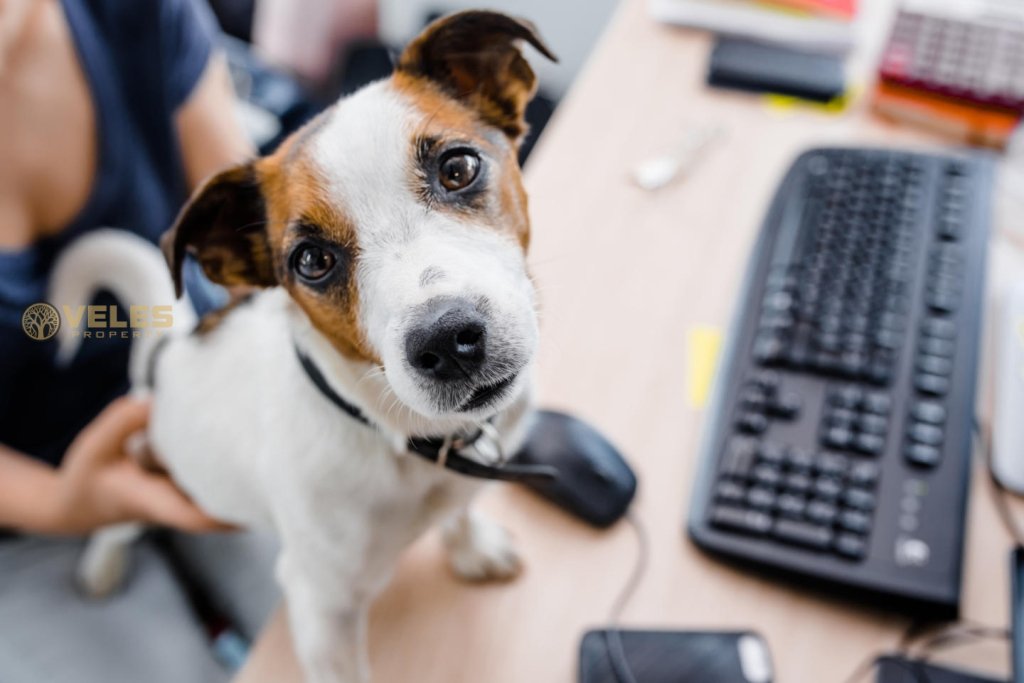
[455,328,481,347]
[417,352,441,370]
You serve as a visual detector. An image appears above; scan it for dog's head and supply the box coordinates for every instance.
[162,11,555,425]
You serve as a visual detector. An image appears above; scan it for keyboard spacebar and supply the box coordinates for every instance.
[773,519,833,550]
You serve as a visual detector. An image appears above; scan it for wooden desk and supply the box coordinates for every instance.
[238,0,1024,680]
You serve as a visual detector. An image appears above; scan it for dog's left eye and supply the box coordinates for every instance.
[293,244,336,281]
[438,151,481,192]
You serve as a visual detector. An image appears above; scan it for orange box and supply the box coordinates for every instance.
[872,81,1020,149]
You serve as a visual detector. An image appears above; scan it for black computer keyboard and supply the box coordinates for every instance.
[688,147,992,617]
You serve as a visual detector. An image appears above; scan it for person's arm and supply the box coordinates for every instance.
[0,397,229,535]
[0,445,61,532]
[175,53,254,191]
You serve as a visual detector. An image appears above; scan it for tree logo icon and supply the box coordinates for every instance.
[22,303,61,341]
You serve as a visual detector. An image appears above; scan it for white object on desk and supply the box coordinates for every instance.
[648,0,856,55]
[631,125,726,191]
[993,280,1024,494]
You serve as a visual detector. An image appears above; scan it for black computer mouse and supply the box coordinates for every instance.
[511,410,637,527]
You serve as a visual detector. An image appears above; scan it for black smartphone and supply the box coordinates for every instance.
[578,629,772,683]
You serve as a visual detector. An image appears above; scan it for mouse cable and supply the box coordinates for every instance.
[603,509,650,683]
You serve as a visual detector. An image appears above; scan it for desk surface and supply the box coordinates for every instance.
[237,0,1024,680]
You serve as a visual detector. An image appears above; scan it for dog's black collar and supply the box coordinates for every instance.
[294,346,556,483]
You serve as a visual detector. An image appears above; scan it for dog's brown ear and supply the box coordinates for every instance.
[161,162,276,298]
[396,10,557,143]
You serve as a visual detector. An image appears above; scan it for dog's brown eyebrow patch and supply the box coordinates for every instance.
[257,148,379,364]
[392,75,532,251]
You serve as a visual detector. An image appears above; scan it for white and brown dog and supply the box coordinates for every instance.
[50,11,556,683]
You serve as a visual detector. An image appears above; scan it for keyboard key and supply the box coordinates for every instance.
[844,488,877,511]
[916,373,950,396]
[875,329,901,350]
[920,337,954,357]
[785,448,815,472]
[859,414,889,435]
[823,426,853,449]
[716,481,746,503]
[750,371,780,395]
[918,354,953,376]
[747,487,777,509]
[850,461,880,487]
[826,408,857,428]
[830,385,863,409]
[774,519,833,550]
[737,412,769,434]
[777,494,807,518]
[909,423,944,446]
[922,318,956,339]
[853,433,886,456]
[866,362,893,385]
[722,437,758,477]
[765,290,794,313]
[758,442,786,464]
[906,443,941,468]
[928,291,958,314]
[784,473,812,494]
[835,533,868,560]
[739,389,768,412]
[818,453,849,477]
[754,333,786,364]
[711,506,772,535]
[814,477,842,500]
[807,500,838,524]
[839,509,872,534]
[752,465,782,488]
[912,401,946,424]
[863,391,893,414]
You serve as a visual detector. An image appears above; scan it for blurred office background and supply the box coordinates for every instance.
[204,0,619,163]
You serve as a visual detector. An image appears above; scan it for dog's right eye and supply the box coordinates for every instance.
[438,151,481,192]
[292,244,336,282]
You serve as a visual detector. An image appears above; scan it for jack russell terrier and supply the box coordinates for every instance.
[49,11,557,683]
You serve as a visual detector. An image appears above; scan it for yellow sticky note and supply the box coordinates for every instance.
[687,326,724,408]
[762,86,860,117]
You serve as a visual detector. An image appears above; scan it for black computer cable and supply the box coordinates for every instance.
[603,510,650,683]
[839,419,1015,683]
[841,621,1008,683]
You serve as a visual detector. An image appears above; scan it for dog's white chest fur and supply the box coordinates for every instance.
[151,289,503,585]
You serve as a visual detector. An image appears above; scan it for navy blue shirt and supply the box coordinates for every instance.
[0,0,219,465]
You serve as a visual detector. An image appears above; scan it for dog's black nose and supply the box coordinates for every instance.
[405,297,487,381]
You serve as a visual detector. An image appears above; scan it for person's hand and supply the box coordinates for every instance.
[43,396,231,535]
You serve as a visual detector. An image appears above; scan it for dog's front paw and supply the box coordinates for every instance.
[443,513,522,582]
